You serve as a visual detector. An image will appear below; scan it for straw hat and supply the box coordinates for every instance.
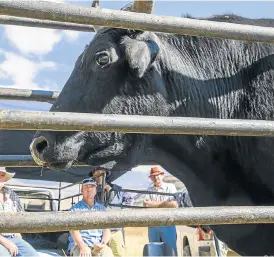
[149,167,164,178]
[0,167,15,182]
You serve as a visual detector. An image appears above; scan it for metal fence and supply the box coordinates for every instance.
[1,0,274,232]
[1,1,274,43]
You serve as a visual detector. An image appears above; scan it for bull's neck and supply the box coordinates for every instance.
[158,35,245,120]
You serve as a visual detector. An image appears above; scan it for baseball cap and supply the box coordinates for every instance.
[82,177,97,186]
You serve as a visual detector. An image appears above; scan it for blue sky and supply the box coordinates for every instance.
[0,1,273,112]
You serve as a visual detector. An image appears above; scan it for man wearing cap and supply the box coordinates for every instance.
[67,177,113,257]
[90,167,127,257]
[0,167,39,257]
[144,167,178,255]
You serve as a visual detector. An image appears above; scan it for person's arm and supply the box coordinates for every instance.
[162,184,178,208]
[0,235,18,256]
[9,190,24,238]
[71,230,86,249]
[93,210,111,253]
[70,230,91,256]
[144,184,178,208]
[158,200,178,208]
[69,204,91,256]
[143,187,152,206]
[144,200,177,208]
[93,228,111,254]
[101,228,111,246]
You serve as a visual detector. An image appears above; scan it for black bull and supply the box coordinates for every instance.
[29,14,274,255]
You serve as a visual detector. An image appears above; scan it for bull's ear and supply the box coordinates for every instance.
[124,38,160,78]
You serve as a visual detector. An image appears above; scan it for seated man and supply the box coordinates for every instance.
[90,167,126,257]
[0,167,39,257]
[67,177,114,257]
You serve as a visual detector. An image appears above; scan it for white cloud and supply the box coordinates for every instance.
[5,26,62,56]
[63,31,81,42]
[0,51,57,90]
[4,26,82,56]
[2,0,85,56]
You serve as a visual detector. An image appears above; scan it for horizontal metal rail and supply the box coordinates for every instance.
[0,88,59,103]
[0,155,38,167]
[1,110,274,137]
[60,193,82,202]
[0,1,274,43]
[0,155,88,167]
[110,188,176,196]
[1,206,274,233]
[0,15,95,32]
[18,196,59,201]
[7,182,62,190]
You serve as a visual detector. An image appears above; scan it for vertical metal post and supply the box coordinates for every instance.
[78,184,81,202]
[58,181,61,211]
[101,173,106,203]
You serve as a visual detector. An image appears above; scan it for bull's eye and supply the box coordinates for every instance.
[95,52,110,67]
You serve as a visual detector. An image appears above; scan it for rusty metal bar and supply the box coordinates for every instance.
[1,110,274,137]
[0,1,274,43]
[0,87,59,103]
[0,155,88,167]
[0,15,95,32]
[1,206,274,233]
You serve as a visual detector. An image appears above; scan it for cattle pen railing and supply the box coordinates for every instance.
[1,0,274,233]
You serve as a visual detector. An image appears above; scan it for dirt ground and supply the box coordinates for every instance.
[124,227,149,256]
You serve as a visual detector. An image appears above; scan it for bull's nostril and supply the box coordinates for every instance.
[31,136,49,155]
[36,140,48,154]
[30,136,50,165]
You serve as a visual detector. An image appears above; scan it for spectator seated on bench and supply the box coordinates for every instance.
[67,177,114,257]
[0,167,39,257]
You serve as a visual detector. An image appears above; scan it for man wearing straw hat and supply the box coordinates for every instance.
[143,166,178,255]
[0,167,39,256]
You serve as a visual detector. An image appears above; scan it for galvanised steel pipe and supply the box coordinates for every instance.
[1,1,274,43]
[0,206,274,233]
[0,88,59,103]
[0,15,95,32]
[1,110,274,137]
[0,155,88,167]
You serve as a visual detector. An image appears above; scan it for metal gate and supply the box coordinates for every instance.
[1,0,274,233]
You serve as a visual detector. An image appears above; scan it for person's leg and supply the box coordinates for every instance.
[10,237,39,257]
[148,227,161,242]
[108,230,125,257]
[0,243,12,257]
[160,226,178,255]
[70,245,80,256]
[93,245,113,257]
[70,245,93,256]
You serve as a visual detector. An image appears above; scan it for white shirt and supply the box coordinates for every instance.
[110,191,137,206]
[144,182,177,202]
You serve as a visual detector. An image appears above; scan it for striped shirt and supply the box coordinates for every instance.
[0,186,24,236]
[67,200,106,251]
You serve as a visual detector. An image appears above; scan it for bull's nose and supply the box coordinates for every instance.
[30,136,49,164]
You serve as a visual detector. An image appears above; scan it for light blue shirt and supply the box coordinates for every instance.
[67,200,106,251]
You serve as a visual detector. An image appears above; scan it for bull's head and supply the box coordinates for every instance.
[29,1,169,171]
